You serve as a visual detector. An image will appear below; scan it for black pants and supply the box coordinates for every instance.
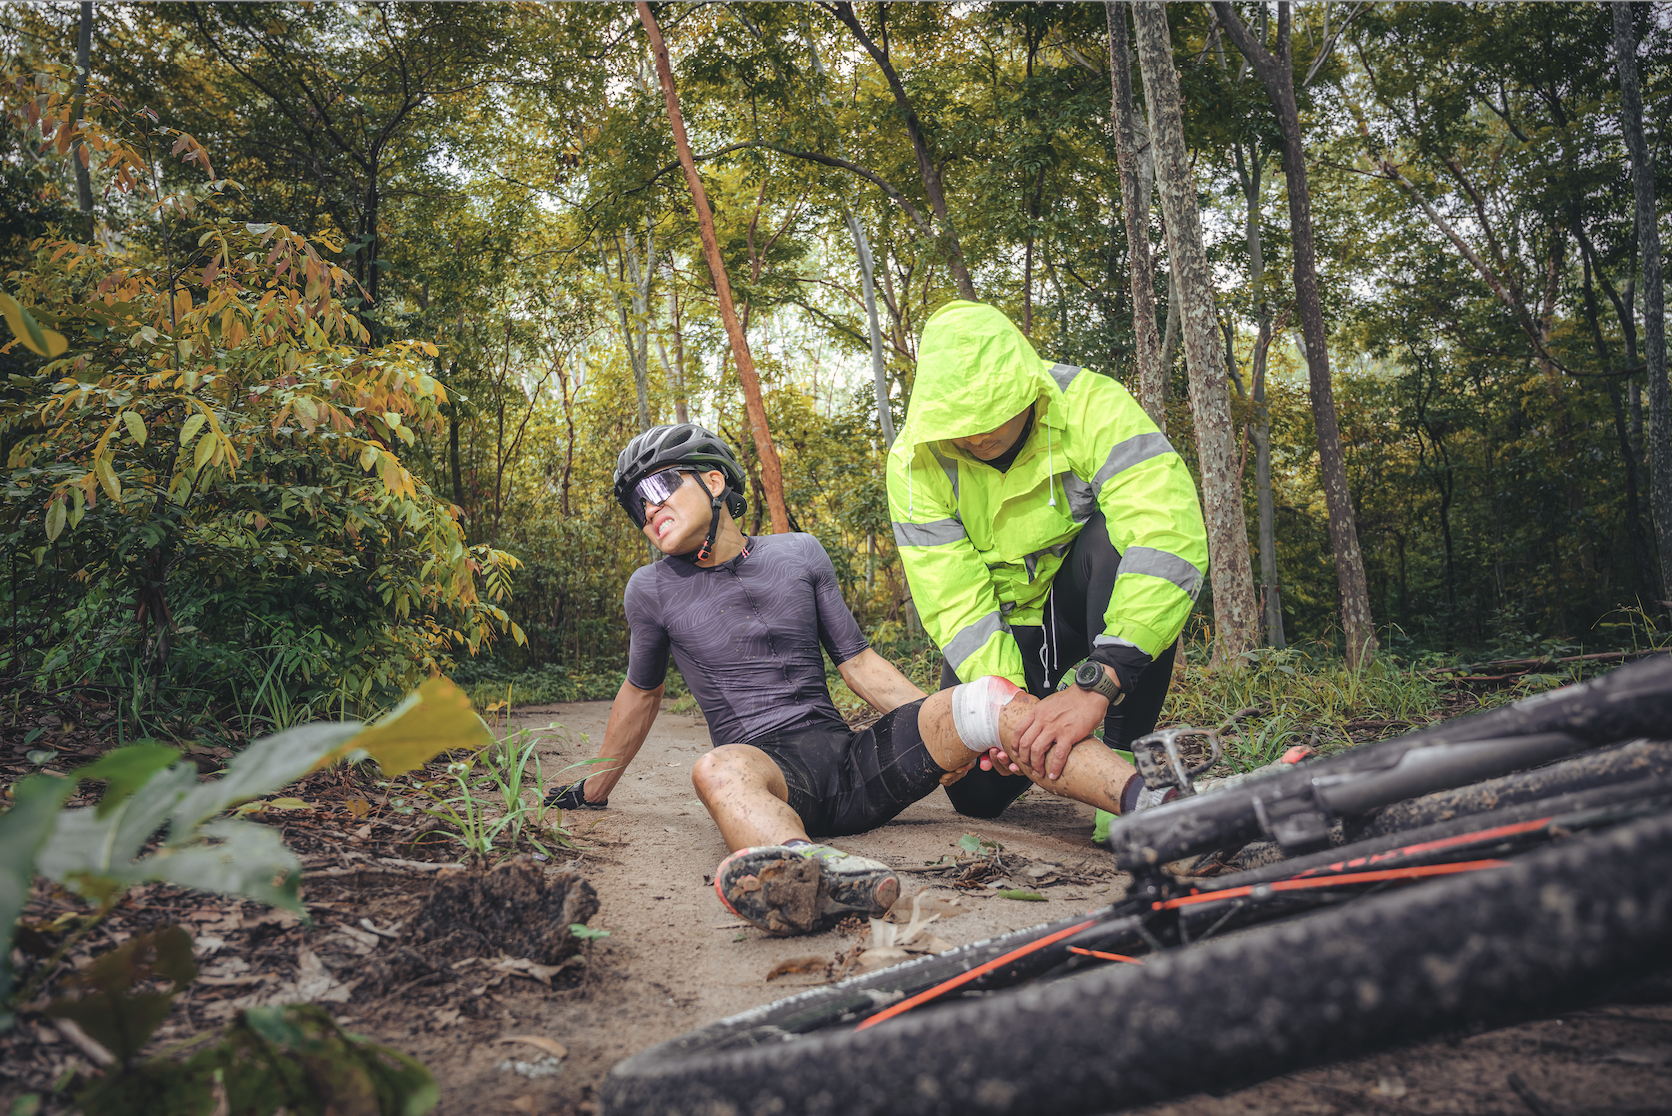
[938,512,1177,819]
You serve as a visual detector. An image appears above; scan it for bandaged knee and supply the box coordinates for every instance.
[950,675,1021,753]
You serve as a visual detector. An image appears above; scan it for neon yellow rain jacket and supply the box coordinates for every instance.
[886,301,1208,685]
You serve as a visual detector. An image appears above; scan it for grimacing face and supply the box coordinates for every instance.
[641,468,727,555]
[951,406,1032,461]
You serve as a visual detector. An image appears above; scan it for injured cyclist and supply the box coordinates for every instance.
[545,423,1144,936]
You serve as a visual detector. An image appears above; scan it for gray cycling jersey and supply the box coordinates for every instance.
[624,533,869,746]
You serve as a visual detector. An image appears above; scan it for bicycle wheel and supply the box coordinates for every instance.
[601,809,1672,1116]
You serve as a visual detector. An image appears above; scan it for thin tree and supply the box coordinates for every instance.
[638,1,789,534]
[1214,0,1377,666]
[1131,2,1258,661]
[70,1,94,231]
[1614,2,1671,602]
[820,1,978,301]
[1105,2,1166,430]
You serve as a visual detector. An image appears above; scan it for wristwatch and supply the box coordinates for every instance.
[1073,660,1125,705]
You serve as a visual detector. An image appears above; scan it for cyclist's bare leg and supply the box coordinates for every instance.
[918,689,1133,815]
[692,744,810,852]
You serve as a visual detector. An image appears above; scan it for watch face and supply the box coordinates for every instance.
[1075,662,1102,688]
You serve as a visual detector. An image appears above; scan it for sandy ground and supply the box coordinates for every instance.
[7,696,1668,1116]
[387,698,1671,1116]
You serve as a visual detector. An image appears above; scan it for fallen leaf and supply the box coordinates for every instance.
[885,891,966,923]
[276,948,359,1003]
[510,1096,537,1115]
[854,947,913,973]
[488,956,578,986]
[764,956,827,982]
[434,1008,461,1027]
[994,889,1047,902]
[499,1035,568,1060]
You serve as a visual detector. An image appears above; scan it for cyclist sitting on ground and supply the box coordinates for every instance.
[887,300,1210,841]
[547,423,1140,936]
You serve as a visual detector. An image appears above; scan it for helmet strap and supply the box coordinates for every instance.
[689,492,724,563]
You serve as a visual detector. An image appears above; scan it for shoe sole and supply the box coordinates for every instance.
[715,848,899,936]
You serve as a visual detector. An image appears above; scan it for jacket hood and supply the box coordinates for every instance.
[897,301,1057,449]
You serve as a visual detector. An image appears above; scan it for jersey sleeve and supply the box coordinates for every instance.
[886,443,1027,686]
[1069,376,1207,669]
[623,569,672,690]
[806,536,869,665]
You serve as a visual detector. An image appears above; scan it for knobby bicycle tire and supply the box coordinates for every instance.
[601,809,1672,1116]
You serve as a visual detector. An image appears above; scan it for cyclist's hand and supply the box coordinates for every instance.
[1014,688,1106,779]
[939,758,977,785]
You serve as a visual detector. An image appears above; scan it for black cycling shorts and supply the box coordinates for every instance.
[743,699,943,839]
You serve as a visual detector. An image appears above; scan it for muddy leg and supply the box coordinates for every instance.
[692,744,810,852]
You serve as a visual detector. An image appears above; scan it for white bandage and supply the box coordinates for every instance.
[950,675,1020,753]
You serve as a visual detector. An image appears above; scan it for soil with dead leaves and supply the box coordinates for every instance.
[4,696,1671,1116]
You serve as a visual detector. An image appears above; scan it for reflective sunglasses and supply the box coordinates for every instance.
[632,468,696,525]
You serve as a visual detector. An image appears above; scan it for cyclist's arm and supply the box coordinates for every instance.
[580,677,664,802]
[836,648,927,715]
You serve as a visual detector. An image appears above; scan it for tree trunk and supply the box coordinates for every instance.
[1106,2,1166,431]
[1132,1,1258,663]
[1614,2,1672,603]
[845,211,894,447]
[1235,141,1285,647]
[639,1,790,534]
[602,236,650,434]
[665,273,690,424]
[825,1,977,301]
[71,1,93,230]
[1215,0,1377,666]
[623,224,654,433]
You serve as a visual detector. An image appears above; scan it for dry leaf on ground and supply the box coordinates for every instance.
[764,956,828,982]
[499,1035,568,1060]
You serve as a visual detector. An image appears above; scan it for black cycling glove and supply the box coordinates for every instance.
[545,780,608,810]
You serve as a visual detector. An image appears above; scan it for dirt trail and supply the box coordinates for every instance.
[5,698,1669,1116]
[401,700,1672,1116]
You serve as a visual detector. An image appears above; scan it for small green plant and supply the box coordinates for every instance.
[45,926,435,1116]
[419,713,608,860]
[569,923,610,943]
[957,833,1004,857]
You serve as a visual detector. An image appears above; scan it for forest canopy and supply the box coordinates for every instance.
[1,1,1668,729]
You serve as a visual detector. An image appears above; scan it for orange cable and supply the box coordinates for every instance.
[1159,859,1507,910]
[1287,818,1551,880]
[1068,946,1145,965]
[853,919,1097,1032]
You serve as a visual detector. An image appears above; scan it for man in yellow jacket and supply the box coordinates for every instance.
[887,301,1209,837]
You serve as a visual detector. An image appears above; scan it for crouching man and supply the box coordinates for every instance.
[547,424,1139,936]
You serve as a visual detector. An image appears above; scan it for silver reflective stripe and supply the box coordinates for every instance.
[1048,363,1081,392]
[943,610,1006,673]
[929,446,959,501]
[1093,634,1142,650]
[1119,546,1203,598]
[893,518,966,548]
[1093,432,1175,491]
[1063,472,1097,521]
